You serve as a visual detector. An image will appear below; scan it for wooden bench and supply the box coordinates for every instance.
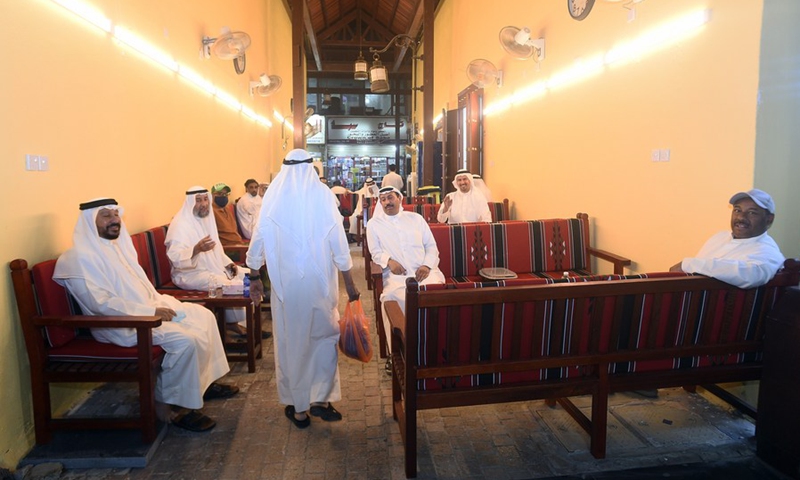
[385,260,800,478]
[10,258,164,445]
[370,213,632,357]
[361,199,511,288]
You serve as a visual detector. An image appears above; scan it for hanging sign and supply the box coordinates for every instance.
[326,116,408,144]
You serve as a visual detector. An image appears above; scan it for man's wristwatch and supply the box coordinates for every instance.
[248,274,260,280]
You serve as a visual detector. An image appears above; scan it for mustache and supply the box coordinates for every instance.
[107,223,121,229]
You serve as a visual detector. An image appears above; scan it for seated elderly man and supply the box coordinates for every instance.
[236,178,267,240]
[437,169,492,224]
[166,187,269,339]
[367,186,445,365]
[670,188,785,288]
[53,198,237,432]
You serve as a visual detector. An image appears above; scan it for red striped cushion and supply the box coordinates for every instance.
[412,272,772,391]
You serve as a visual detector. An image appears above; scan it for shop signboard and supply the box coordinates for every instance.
[326,116,408,144]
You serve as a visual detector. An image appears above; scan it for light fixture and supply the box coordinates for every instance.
[354,51,368,81]
[369,54,389,93]
[368,34,416,93]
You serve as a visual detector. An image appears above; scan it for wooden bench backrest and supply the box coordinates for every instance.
[142,225,172,289]
[364,200,509,225]
[430,216,592,278]
[406,265,800,391]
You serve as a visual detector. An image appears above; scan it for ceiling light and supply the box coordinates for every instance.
[354,51,368,81]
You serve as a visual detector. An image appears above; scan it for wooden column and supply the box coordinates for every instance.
[421,0,435,186]
[292,0,306,149]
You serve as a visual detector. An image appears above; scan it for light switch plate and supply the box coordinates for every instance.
[25,154,40,171]
[39,156,49,171]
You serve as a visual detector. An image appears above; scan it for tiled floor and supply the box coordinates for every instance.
[24,244,790,480]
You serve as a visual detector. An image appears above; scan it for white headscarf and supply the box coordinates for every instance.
[373,186,403,222]
[165,187,229,274]
[472,174,492,202]
[254,149,342,301]
[53,198,167,307]
[447,169,488,222]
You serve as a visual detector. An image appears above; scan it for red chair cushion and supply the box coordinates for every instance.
[31,259,77,348]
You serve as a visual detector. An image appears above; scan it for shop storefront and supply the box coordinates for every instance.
[307,115,409,190]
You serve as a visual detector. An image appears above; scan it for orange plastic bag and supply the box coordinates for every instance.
[338,299,373,363]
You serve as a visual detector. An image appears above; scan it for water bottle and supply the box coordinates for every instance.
[243,275,250,298]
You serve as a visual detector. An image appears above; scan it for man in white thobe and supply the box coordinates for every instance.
[437,169,492,224]
[381,163,404,191]
[367,186,445,359]
[53,198,235,432]
[246,149,360,429]
[671,188,785,288]
[348,177,379,237]
[166,187,256,337]
[236,178,266,240]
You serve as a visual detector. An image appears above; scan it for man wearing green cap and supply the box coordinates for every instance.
[211,182,245,246]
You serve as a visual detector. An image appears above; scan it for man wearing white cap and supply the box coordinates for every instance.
[671,189,785,288]
[246,149,360,429]
[53,198,236,432]
[368,186,445,359]
[349,177,379,238]
[236,178,267,240]
[437,169,492,224]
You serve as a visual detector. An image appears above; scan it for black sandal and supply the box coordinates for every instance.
[172,410,216,432]
[285,405,310,429]
[203,382,239,401]
[309,403,342,421]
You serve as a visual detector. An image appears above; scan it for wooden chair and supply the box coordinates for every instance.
[10,258,164,444]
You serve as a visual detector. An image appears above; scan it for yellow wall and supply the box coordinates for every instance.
[0,0,291,468]
[433,0,799,274]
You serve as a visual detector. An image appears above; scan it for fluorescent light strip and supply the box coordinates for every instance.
[113,26,178,72]
[51,0,111,32]
[485,9,710,116]
[46,0,270,128]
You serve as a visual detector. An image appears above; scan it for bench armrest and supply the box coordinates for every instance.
[587,247,631,275]
[384,300,405,341]
[33,315,162,329]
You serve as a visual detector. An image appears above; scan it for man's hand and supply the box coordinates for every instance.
[226,263,238,277]
[192,235,216,257]
[387,258,407,275]
[341,269,360,302]
[249,279,264,308]
[154,307,176,322]
[669,262,684,272]
[442,195,453,213]
[415,265,431,282]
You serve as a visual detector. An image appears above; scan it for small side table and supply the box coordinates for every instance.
[203,295,262,373]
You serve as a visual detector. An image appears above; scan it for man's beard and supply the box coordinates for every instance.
[99,223,121,240]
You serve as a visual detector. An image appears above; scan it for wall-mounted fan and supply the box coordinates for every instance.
[202,27,251,74]
[466,59,501,88]
[499,26,545,62]
[250,73,282,97]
